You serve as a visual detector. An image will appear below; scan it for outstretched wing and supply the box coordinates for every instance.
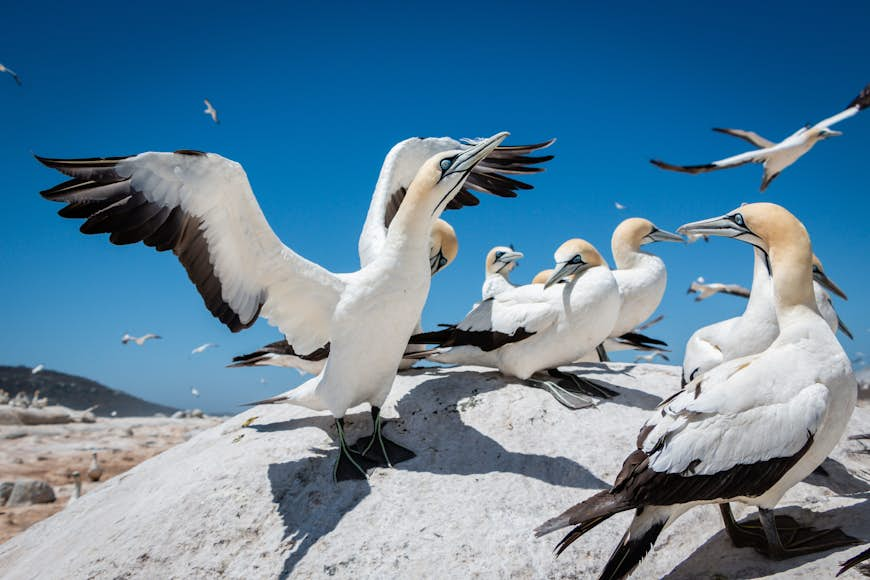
[713,127,775,149]
[812,82,870,130]
[37,151,344,354]
[359,136,554,266]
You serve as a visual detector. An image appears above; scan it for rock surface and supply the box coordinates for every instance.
[0,364,868,579]
[5,480,55,507]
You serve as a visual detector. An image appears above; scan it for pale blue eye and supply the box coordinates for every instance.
[570,255,583,264]
[733,213,745,226]
[440,158,452,171]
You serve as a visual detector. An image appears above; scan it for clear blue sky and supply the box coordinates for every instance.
[1,1,867,413]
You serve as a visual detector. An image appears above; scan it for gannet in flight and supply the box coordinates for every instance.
[203,99,219,124]
[687,277,750,301]
[410,239,622,408]
[614,201,626,210]
[228,217,459,374]
[31,364,44,375]
[0,63,21,86]
[600,218,682,355]
[633,351,668,363]
[481,245,523,300]
[191,342,219,355]
[651,82,870,190]
[683,250,849,385]
[537,202,859,577]
[121,333,161,346]
[191,387,200,397]
[37,133,521,481]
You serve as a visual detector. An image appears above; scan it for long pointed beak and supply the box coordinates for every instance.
[677,214,746,239]
[827,130,844,137]
[498,251,524,263]
[644,228,684,244]
[448,131,510,177]
[814,269,847,300]
[544,262,588,289]
[837,315,854,340]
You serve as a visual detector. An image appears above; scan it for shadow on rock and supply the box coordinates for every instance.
[664,499,870,579]
[806,457,870,495]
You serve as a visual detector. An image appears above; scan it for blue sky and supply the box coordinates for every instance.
[1,1,867,413]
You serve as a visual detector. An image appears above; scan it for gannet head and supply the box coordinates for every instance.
[676,202,804,254]
[811,254,847,300]
[613,217,684,251]
[485,245,524,277]
[544,239,607,288]
[532,269,556,285]
[429,219,458,276]
[406,132,509,217]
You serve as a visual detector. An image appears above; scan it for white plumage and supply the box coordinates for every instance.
[121,333,161,346]
[480,245,523,300]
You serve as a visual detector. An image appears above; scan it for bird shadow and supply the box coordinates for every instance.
[261,368,612,576]
[806,457,870,495]
[663,498,870,579]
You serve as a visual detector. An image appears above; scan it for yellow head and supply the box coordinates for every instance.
[544,238,607,288]
[429,219,459,276]
[485,245,524,277]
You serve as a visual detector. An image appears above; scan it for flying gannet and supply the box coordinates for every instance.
[687,276,750,300]
[120,333,161,346]
[37,133,521,481]
[191,342,219,355]
[230,135,552,374]
[410,238,623,408]
[191,387,200,397]
[31,364,44,374]
[683,249,849,385]
[0,63,21,86]
[536,202,859,578]
[651,82,870,191]
[203,99,219,124]
[633,351,668,363]
[228,217,459,374]
[481,245,524,300]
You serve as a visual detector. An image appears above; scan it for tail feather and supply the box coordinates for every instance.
[598,519,666,580]
[616,331,667,349]
[409,326,456,345]
[535,489,633,538]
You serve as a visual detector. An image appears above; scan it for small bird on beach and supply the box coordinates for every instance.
[203,99,219,124]
[651,82,870,191]
[87,452,103,482]
[0,63,21,86]
[121,333,161,346]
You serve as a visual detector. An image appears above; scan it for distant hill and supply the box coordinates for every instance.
[0,366,177,417]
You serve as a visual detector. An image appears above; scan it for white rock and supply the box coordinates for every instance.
[0,364,867,579]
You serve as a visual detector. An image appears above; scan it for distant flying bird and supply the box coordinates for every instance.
[191,342,218,355]
[0,63,21,86]
[687,277,750,301]
[31,364,44,375]
[651,82,870,191]
[635,314,664,331]
[634,351,669,363]
[191,387,200,397]
[614,201,626,210]
[203,99,219,124]
[110,410,118,417]
[121,333,161,346]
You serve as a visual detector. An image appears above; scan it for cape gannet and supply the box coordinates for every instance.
[203,99,219,124]
[228,217,459,374]
[651,82,870,191]
[0,63,21,86]
[410,239,622,408]
[633,351,668,363]
[683,250,850,385]
[232,136,551,374]
[31,364,44,374]
[191,342,219,355]
[600,218,682,356]
[120,333,161,346]
[687,277,750,300]
[531,269,555,285]
[87,452,103,482]
[37,133,518,481]
[191,387,200,397]
[481,245,523,300]
[537,202,859,578]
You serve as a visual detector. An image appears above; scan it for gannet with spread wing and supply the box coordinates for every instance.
[36,132,515,481]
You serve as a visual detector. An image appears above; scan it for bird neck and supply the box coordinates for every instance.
[768,238,818,326]
[611,236,646,269]
[384,187,436,259]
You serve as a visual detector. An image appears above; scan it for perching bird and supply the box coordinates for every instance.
[191,342,218,355]
[651,82,870,191]
[229,217,460,374]
[410,238,623,408]
[0,63,21,86]
[687,277,751,301]
[67,471,82,505]
[537,202,859,578]
[191,387,200,397]
[230,135,551,375]
[481,245,524,300]
[37,132,535,482]
[683,250,849,385]
[87,452,103,482]
[121,333,161,346]
[31,364,44,374]
[203,99,219,124]
[30,390,47,408]
[633,351,669,363]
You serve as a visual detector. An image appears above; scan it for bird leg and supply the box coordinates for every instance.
[546,368,619,399]
[525,377,597,410]
[719,504,860,559]
[352,407,416,468]
[595,343,610,362]
[332,418,375,482]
